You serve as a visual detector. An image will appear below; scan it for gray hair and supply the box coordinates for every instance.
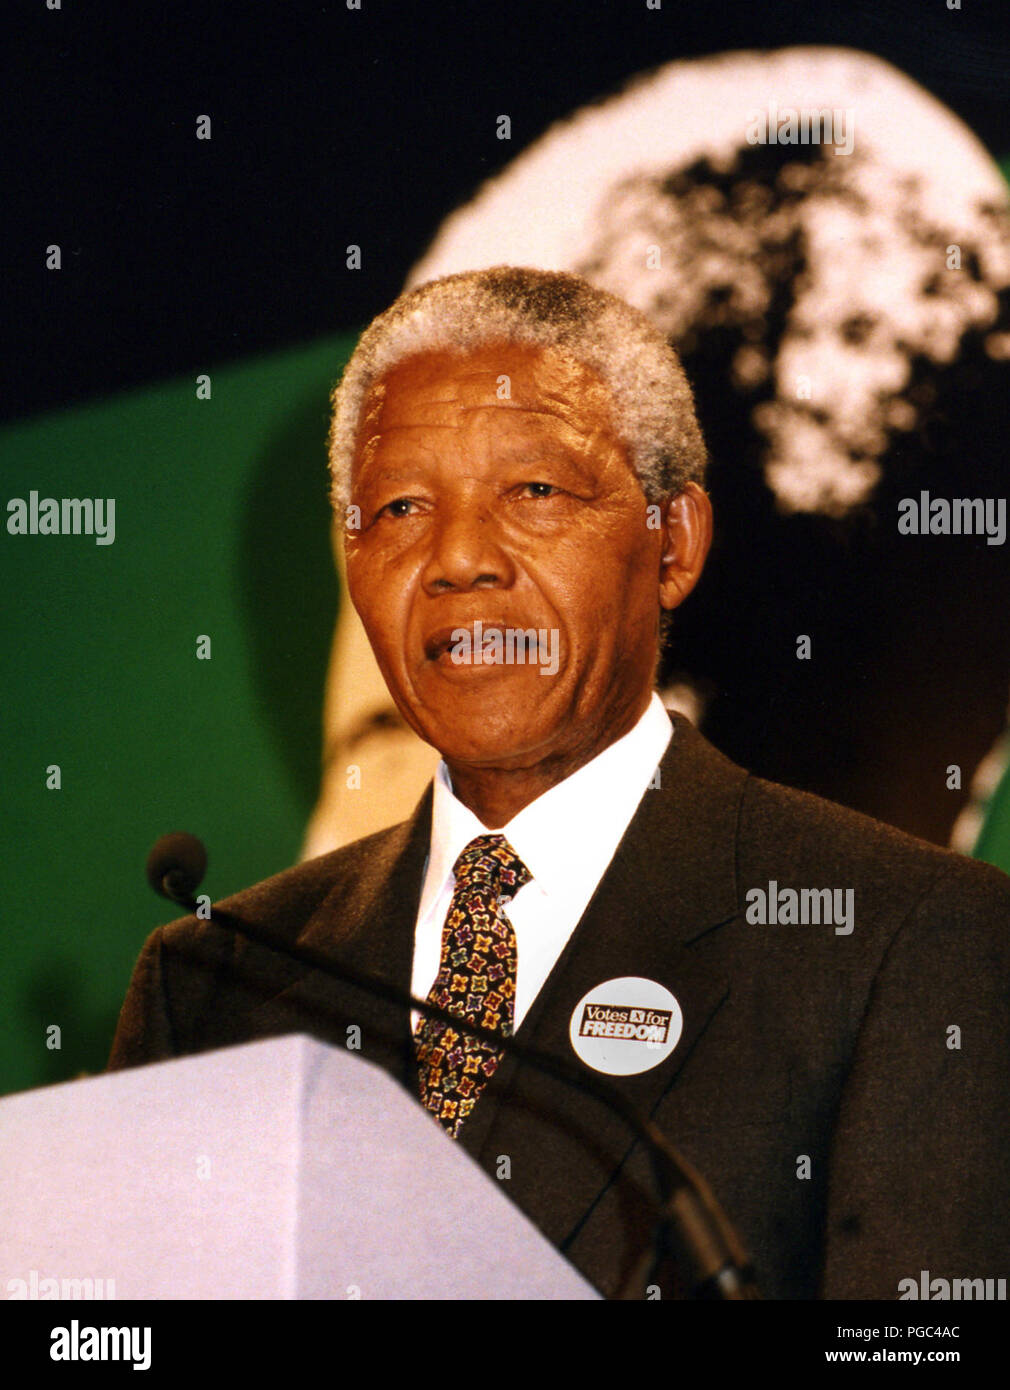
[327,265,707,512]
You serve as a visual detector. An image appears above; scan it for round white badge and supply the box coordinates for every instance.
[569,976,684,1076]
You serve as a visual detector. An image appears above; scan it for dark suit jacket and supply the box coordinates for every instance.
[108,715,1010,1299]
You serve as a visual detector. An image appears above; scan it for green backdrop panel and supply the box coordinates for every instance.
[1,333,357,1096]
[973,756,1010,877]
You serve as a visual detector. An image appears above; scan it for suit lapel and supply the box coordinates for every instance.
[457,715,748,1251]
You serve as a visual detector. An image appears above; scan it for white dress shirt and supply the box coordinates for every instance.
[410,692,674,1032]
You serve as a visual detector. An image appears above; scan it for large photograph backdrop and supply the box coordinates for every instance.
[3,1,1009,1096]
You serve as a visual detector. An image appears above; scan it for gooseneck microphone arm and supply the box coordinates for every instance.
[146,832,759,1300]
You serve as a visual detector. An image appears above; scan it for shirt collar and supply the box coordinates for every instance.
[417,692,673,922]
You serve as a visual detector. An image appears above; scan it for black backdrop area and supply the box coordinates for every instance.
[5,0,1010,425]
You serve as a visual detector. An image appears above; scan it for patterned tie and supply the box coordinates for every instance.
[414,834,532,1139]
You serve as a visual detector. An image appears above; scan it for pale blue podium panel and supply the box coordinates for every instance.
[0,1035,599,1299]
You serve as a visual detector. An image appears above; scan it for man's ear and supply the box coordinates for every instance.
[658,482,713,611]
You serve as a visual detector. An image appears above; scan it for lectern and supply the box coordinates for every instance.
[0,1035,598,1299]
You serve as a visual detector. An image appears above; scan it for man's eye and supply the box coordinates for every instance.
[379,498,418,518]
[521,482,558,499]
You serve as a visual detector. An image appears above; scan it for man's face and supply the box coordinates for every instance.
[344,342,672,772]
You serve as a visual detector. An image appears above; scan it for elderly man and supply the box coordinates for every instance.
[109,267,1010,1301]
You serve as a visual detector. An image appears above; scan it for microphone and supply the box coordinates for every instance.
[146,832,207,905]
[146,831,760,1301]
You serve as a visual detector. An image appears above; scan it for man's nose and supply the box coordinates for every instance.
[420,502,517,594]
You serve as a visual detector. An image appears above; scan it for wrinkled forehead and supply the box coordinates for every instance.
[352,341,622,462]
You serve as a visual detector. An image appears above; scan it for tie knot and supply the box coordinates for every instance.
[452,834,531,896]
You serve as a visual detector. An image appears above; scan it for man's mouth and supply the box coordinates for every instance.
[421,619,561,676]
[424,623,508,663]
